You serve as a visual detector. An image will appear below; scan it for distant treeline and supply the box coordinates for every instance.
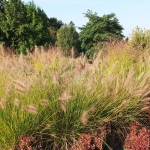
[0,0,149,57]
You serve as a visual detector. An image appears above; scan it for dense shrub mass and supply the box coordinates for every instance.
[124,122,150,150]
[0,0,51,54]
[129,26,150,49]
[0,41,149,149]
[79,10,124,58]
[56,23,80,56]
[0,0,125,57]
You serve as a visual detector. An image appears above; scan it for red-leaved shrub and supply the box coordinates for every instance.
[70,127,106,150]
[124,122,150,150]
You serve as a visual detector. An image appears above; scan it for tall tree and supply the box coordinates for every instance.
[56,23,79,56]
[0,0,4,43]
[0,0,4,13]
[48,17,63,45]
[48,17,63,30]
[0,0,51,54]
[69,21,75,26]
[79,10,124,58]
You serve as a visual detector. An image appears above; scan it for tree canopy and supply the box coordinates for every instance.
[56,23,80,56]
[0,0,4,13]
[0,1,125,57]
[79,10,124,58]
[0,0,51,54]
[48,17,63,45]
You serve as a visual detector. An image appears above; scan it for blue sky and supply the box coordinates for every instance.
[23,0,150,37]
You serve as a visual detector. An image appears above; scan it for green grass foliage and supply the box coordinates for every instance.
[0,43,149,149]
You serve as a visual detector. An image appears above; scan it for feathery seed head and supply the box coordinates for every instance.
[40,99,48,105]
[42,79,48,88]
[53,71,59,84]
[89,106,96,112]
[5,83,11,94]
[26,104,37,114]
[0,101,5,109]
[59,90,72,101]
[80,110,88,125]
[60,101,66,112]
[14,80,28,94]
[14,98,19,106]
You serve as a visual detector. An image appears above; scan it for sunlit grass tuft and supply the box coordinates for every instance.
[0,44,149,149]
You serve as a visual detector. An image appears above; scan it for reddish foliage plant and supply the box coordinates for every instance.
[70,127,106,150]
[124,122,150,150]
[14,136,35,150]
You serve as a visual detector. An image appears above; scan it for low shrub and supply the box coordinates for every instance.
[124,122,150,150]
